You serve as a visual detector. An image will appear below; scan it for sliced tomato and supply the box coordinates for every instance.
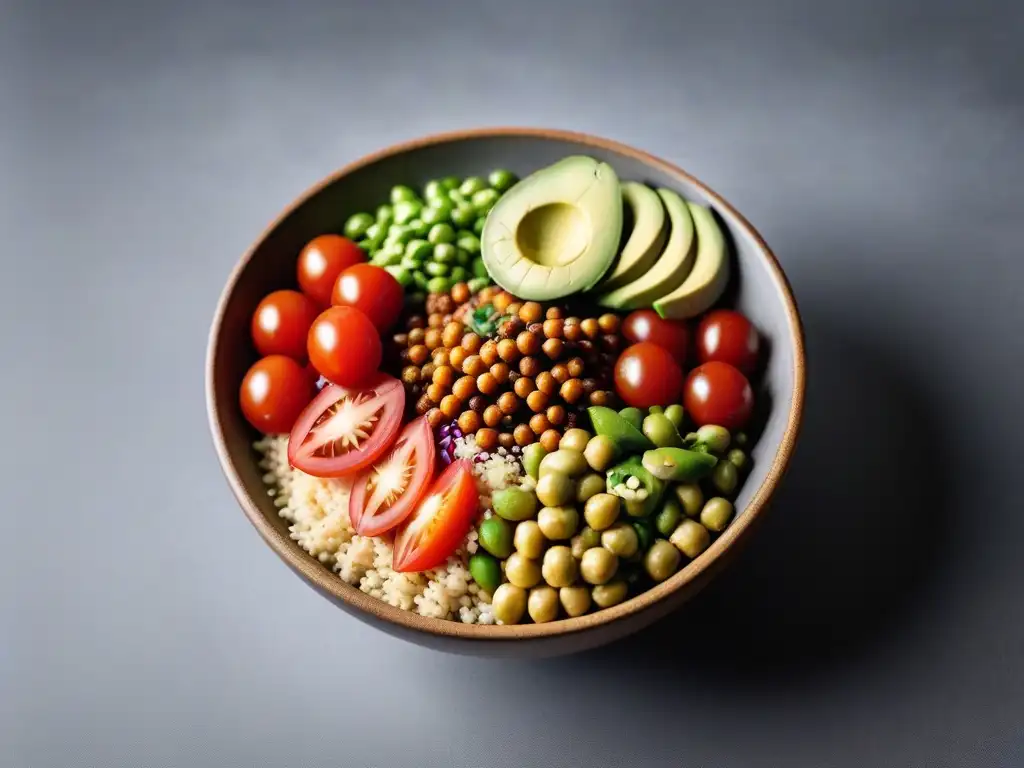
[349,417,436,536]
[393,460,479,573]
[287,374,405,478]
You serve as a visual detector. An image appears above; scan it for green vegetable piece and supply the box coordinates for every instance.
[655,496,683,536]
[710,460,739,495]
[390,185,419,204]
[674,483,704,517]
[471,188,500,215]
[632,520,654,552]
[488,168,517,192]
[522,443,548,480]
[641,447,718,482]
[473,217,486,236]
[344,212,374,239]
[363,222,386,248]
[468,553,502,594]
[423,180,446,200]
[700,497,735,532]
[454,247,472,267]
[384,265,412,287]
[471,257,490,279]
[618,407,644,431]
[664,404,685,429]
[375,204,394,223]
[606,456,666,517]
[587,406,654,454]
[407,218,429,237]
[449,266,469,283]
[412,270,430,290]
[405,239,432,262]
[467,277,490,293]
[424,261,449,277]
[393,200,422,225]
[451,205,475,227]
[426,276,451,294]
[648,405,664,414]
[456,232,481,255]
[432,243,458,264]
[420,204,449,226]
[441,175,461,191]
[727,448,749,471]
[459,176,487,196]
[478,517,514,559]
[400,256,424,271]
[374,249,403,267]
[642,413,684,448]
[428,223,456,245]
[388,225,415,245]
[492,487,538,521]
[694,424,731,453]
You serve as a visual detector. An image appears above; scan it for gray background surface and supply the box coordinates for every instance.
[3,0,1022,766]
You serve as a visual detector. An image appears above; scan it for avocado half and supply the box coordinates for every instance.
[480,156,623,301]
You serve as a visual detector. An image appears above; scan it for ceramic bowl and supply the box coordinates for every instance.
[206,127,805,658]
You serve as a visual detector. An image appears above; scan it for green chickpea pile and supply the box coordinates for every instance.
[342,170,517,301]
[469,409,755,625]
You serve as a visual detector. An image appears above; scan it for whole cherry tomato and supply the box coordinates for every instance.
[239,355,315,434]
[297,235,365,307]
[250,290,320,361]
[695,309,760,375]
[307,306,382,387]
[683,361,754,430]
[331,263,404,332]
[613,342,684,409]
[621,309,690,362]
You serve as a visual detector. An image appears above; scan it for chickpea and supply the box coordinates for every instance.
[475,428,499,451]
[478,285,500,302]
[426,383,447,403]
[560,379,585,404]
[580,318,600,339]
[462,354,487,377]
[452,375,476,401]
[514,520,546,559]
[427,313,444,328]
[415,394,433,415]
[458,410,482,434]
[420,362,436,381]
[589,390,610,407]
[529,413,551,435]
[513,377,535,398]
[542,546,578,588]
[542,318,563,339]
[592,580,629,609]
[550,364,570,384]
[545,306,564,320]
[535,371,558,395]
[497,338,520,363]
[546,404,566,426]
[519,356,540,377]
[424,328,443,350]
[581,377,598,395]
[478,339,499,366]
[597,313,620,333]
[504,552,542,588]
[559,585,592,617]
[516,330,540,357]
[430,364,453,388]
[432,347,450,367]
[426,408,444,429]
[542,337,565,359]
[518,301,544,324]
[492,583,527,625]
[449,346,467,370]
[513,424,535,446]
[401,365,421,386]
[528,585,559,623]
[526,390,549,413]
[563,318,583,342]
[476,372,498,396]
[393,332,409,347]
[407,315,426,329]
[539,429,561,453]
[440,394,461,419]
[450,282,471,305]
[408,345,429,365]
[483,405,503,427]
[407,327,426,345]
[489,362,510,384]
[440,322,462,348]
[492,291,514,313]
[566,357,586,378]
[559,428,592,453]
[580,547,618,585]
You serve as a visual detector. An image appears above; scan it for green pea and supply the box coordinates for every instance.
[471,257,490,279]
[471,188,500,215]
[664,404,685,429]
[700,497,735,533]
[423,180,446,200]
[478,517,514,558]
[420,204,450,226]
[384,265,412,287]
[449,266,469,283]
[468,553,501,594]
[400,256,423,271]
[727,448,749,471]
[696,425,731,453]
[432,243,458,264]
[426,276,451,294]
[459,176,487,195]
[670,519,710,559]
[424,261,449,277]
[619,407,644,431]
[447,189,468,206]
[373,248,403,267]
[428,223,456,245]
[522,443,548,480]
[473,217,486,236]
[412,270,430,290]
[648,405,664,414]
[375,204,394,223]
[455,247,472,267]
[673,483,704,517]
[655,497,683,537]
[363,222,386,248]
[407,218,430,237]
[393,200,421,225]
[488,168,517,192]
[456,233,481,255]
[645,540,681,582]
[390,185,418,204]
[710,461,739,495]
[492,487,538,521]
[388,225,415,245]
[451,205,475,227]
[467,277,490,293]
[357,238,372,251]
[632,520,654,553]
[405,239,432,261]
[441,175,461,191]
[344,212,374,239]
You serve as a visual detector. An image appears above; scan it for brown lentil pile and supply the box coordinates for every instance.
[390,282,622,452]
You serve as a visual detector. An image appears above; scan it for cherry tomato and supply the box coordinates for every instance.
[307,306,382,387]
[297,235,365,307]
[349,417,436,536]
[239,355,315,434]
[683,361,754,430]
[695,309,761,374]
[250,290,320,361]
[621,309,690,362]
[393,460,479,573]
[331,264,404,332]
[613,342,684,409]
[287,374,405,477]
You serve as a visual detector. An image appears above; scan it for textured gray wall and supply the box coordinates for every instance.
[3,0,1022,766]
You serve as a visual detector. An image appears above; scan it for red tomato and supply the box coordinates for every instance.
[331,264,404,332]
[393,460,479,573]
[297,235,365,307]
[307,306,382,387]
[621,310,690,362]
[613,342,684,409]
[695,309,761,374]
[239,355,315,434]
[250,290,320,361]
[349,417,436,536]
[288,374,405,477]
[683,361,754,430]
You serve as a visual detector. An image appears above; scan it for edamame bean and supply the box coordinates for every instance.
[393,200,421,224]
[560,585,592,617]
[664,404,685,429]
[456,233,481,255]
[674,483,704,517]
[420,204,449,226]
[528,586,559,623]
[655,497,683,536]
[584,435,618,472]
[537,506,579,540]
[376,204,394,223]
[467,277,490,293]
[514,520,546,559]
[471,257,490,279]
[454,250,472,270]
[468,553,501,594]
[424,261,449,277]
[492,583,527,624]
[592,580,629,609]
[449,265,469,283]
[478,517,514,558]
[407,218,429,237]
[504,552,541,588]
[696,424,731,453]
[576,473,605,503]
[643,413,683,448]
[431,243,457,265]
[451,205,475,227]
[426,276,451,294]
[440,175,460,191]
[473,217,486,236]
[344,212,374,239]
[471,188,500,215]
[727,448,748,471]
[601,523,639,557]
[448,189,468,206]
[488,168,516,191]
[700,497,734,532]
[390,184,418,204]
[459,176,487,195]
[645,540,681,582]
[580,547,618,585]
[428,223,456,245]
[559,428,592,453]
[388,225,415,244]
[423,180,446,200]
[670,519,710,559]
[492,487,538,521]
[400,255,423,271]
[405,239,432,262]
[542,546,578,588]
[536,472,574,507]
[364,222,386,248]
[384,265,412,286]
[373,246,403,266]
[412,271,430,290]
[539,449,588,478]
[583,493,620,531]
[521,443,547,480]
[710,460,739,495]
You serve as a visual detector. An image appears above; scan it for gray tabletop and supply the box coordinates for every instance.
[4,0,1022,766]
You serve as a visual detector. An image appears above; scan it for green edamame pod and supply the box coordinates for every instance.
[641,447,718,482]
[618,407,644,431]
[412,270,430,290]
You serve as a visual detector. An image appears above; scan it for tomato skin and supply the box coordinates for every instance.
[250,290,320,361]
[695,309,760,375]
[330,264,404,332]
[392,460,479,573]
[288,374,405,477]
[613,342,685,409]
[239,355,315,434]
[349,417,436,536]
[621,310,690,362]
[297,235,365,307]
[307,306,382,387]
[683,361,754,430]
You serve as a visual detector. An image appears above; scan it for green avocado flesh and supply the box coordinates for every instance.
[480,156,623,301]
[595,187,696,310]
[653,202,730,319]
[595,181,668,292]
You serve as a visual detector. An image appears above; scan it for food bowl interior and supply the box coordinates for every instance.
[209,131,800,649]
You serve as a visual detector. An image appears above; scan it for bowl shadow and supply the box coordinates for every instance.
[579,293,952,686]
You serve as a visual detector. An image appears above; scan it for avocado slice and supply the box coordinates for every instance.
[595,181,668,292]
[653,202,730,319]
[595,188,696,310]
[480,156,623,301]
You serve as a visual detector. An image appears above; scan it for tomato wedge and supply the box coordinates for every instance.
[393,460,479,573]
[349,417,436,536]
[287,374,405,478]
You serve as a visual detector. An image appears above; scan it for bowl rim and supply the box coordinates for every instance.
[206,126,806,641]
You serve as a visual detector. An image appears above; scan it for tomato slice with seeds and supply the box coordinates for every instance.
[349,417,436,536]
[392,460,479,573]
[287,374,405,478]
